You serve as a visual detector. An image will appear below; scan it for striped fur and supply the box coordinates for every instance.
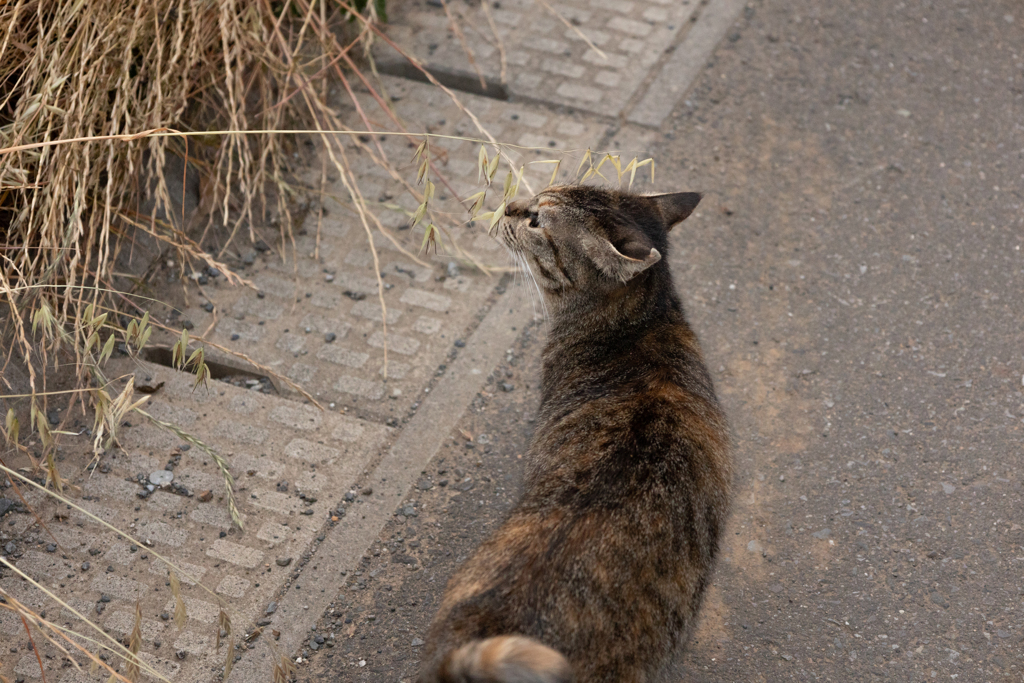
[436,636,571,683]
[418,186,731,683]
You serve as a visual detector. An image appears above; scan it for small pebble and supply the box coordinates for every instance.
[202,303,214,312]
[501,383,515,392]
[231,333,240,341]
[325,332,337,343]
[276,558,293,567]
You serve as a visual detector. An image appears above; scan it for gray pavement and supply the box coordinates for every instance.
[3,0,1022,682]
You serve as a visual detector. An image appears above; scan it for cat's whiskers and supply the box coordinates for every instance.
[504,245,547,321]
[519,252,548,321]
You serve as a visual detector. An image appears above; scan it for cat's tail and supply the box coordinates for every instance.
[430,635,572,683]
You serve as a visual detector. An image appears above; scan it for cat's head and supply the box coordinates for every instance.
[494,185,701,294]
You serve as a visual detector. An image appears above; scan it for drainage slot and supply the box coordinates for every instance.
[142,346,278,394]
[375,60,510,101]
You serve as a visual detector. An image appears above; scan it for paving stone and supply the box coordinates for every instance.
[250,489,302,515]
[90,574,149,601]
[0,608,22,635]
[15,549,71,580]
[213,420,268,445]
[256,522,293,544]
[367,330,421,356]
[283,438,341,463]
[268,404,323,431]
[138,520,188,547]
[102,543,140,566]
[399,288,451,313]
[58,671,96,683]
[173,629,213,655]
[216,575,251,599]
[163,595,222,625]
[299,313,350,336]
[189,504,242,530]
[412,316,443,335]
[330,416,367,442]
[228,394,263,414]
[315,344,369,369]
[334,375,385,401]
[275,332,306,353]
[15,654,51,678]
[138,653,182,681]
[145,402,200,427]
[104,610,164,640]
[350,299,403,324]
[148,560,207,585]
[205,539,264,569]
[57,598,95,626]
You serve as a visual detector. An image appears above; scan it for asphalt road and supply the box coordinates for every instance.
[305,0,1024,680]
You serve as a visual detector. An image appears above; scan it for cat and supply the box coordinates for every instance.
[416,186,732,683]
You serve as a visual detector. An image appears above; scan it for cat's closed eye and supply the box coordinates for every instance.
[528,212,540,228]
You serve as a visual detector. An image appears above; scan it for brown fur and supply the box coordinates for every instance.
[417,186,732,683]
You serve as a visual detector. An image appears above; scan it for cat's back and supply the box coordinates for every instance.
[532,298,729,481]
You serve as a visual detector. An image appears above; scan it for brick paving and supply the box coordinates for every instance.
[1,365,389,683]
[377,0,702,120]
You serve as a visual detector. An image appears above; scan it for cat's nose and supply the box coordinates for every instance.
[507,200,530,216]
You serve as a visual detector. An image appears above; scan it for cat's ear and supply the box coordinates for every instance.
[582,232,662,282]
[650,192,701,230]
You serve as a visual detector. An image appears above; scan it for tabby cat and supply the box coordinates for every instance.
[417,186,732,683]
